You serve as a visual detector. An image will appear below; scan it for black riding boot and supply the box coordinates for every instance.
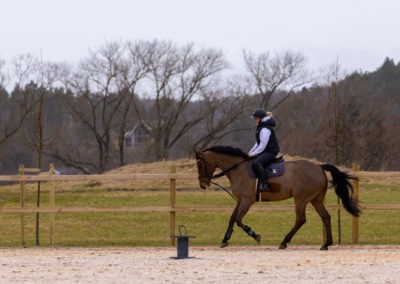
[254,163,270,192]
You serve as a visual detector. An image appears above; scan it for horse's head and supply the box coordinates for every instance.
[194,149,216,189]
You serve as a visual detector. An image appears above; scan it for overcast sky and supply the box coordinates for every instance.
[1,0,400,77]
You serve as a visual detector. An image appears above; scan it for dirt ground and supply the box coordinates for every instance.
[0,246,399,283]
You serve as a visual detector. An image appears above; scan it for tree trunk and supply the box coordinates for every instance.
[36,86,44,246]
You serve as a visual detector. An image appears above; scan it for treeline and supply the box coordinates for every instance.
[0,40,399,173]
[278,58,400,170]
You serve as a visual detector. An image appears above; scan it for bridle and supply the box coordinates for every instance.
[196,151,253,201]
[196,151,217,183]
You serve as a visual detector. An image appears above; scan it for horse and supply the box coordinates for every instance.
[194,146,361,250]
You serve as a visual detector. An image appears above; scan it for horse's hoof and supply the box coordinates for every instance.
[320,246,328,251]
[255,234,261,243]
[220,242,228,248]
[279,243,287,249]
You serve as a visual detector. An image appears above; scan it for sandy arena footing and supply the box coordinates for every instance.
[1,246,399,283]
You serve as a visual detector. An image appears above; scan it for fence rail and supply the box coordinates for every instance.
[0,163,399,247]
[1,204,400,214]
[0,173,195,182]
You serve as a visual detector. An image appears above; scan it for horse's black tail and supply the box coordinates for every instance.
[321,164,361,217]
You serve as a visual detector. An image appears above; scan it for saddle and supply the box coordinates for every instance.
[248,156,285,202]
[248,155,285,179]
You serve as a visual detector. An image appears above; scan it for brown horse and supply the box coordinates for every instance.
[194,146,361,250]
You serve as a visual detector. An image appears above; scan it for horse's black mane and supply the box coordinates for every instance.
[204,145,248,159]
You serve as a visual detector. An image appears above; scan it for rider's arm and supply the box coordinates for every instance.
[249,142,258,154]
[250,128,271,156]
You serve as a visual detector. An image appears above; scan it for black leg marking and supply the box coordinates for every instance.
[240,224,261,243]
[225,226,234,240]
[221,202,240,248]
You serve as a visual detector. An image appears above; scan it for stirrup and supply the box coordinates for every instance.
[256,180,270,200]
[260,182,271,192]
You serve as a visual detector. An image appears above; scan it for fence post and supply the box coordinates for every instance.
[49,164,55,246]
[169,167,176,246]
[352,163,360,244]
[19,164,26,247]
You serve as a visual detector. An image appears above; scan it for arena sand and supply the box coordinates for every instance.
[0,246,399,283]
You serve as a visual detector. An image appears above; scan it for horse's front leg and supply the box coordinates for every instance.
[236,199,261,243]
[220,201,240,248]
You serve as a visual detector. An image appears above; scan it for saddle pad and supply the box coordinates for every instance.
[248,159,285,179]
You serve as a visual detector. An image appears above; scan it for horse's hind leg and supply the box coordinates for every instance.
[311,199,333,250]
[279,201,307,249]
[220,201,240,248]
[235,199,261,243]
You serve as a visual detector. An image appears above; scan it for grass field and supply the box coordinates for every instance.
[0,158,399,247]
[0,185,399,247]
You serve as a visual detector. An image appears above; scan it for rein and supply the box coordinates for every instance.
[210,157,251,179]
[209,181,239,201]
[197,152,253,201]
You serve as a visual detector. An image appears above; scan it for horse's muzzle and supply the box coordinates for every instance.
[200,180,210,190]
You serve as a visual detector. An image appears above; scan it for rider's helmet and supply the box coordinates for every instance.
[250,109,267,119]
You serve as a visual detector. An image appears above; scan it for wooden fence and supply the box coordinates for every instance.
[0,163,399,247]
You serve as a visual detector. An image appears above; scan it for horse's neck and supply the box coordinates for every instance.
[209,153,250,187]
[210,153,243,171]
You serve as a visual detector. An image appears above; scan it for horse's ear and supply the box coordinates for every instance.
[193,147,203,159]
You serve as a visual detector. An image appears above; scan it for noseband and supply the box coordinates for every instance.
[196,152,217,184]
[196,151,252,201]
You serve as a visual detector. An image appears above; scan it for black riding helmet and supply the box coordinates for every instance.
[250,109,267,119]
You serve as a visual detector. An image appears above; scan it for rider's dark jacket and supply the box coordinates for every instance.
[250,116,280,155]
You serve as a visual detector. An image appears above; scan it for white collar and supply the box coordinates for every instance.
[262,116,271,122]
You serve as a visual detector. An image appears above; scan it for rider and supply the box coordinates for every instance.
[248,109,280,192]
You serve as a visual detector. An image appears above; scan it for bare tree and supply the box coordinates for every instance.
[322,58,351,246]
[0,57,8,110]
[0,55,39,147]
[53,41,149,172]
[243,50,308,110]
[0,57,7,88]
[192,79,253,149]
[324,58,349,165]
[61,42,125,172]
[353,94,399,170]
[115,41,150,166]
[21,57,62,246]
[132,40,227,160]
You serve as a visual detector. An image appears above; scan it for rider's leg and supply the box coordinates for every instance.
[253,152,277,192]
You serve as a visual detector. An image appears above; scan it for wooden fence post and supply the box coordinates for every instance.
[352,163,360,244]
[19,165,26,247]
[49,164,55,246]
[169,167,176,246]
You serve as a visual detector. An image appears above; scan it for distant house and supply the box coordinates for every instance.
[124,122,152,147]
